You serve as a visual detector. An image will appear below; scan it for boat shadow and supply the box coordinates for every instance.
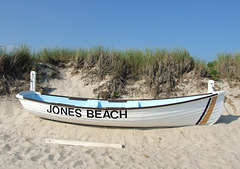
[216,114,240,124]
[41,87,57,94]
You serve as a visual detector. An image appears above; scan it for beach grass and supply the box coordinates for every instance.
[0,45,33,94]
[214,52,240,81]
[0,45,239,95]
[0,45,33,79]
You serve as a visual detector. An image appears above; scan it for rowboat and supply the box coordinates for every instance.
[16,90,225,127]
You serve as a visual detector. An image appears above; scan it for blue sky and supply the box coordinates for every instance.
[0,0,239,61]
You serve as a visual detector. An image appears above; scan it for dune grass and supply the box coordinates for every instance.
[0,45,239,96]
[214,52,240,80]
[0,45,33,79]
[0,45,33,94]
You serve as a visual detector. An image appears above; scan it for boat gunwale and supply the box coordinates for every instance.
[44,92,216,101]
[22,92,219,110]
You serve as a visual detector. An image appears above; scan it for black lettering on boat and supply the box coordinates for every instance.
[87,110,94,118]
[61,107,68,115]
[75,109,82,117]
[52,106,60,114]
[86,109,128,119]
[120,110,127,118]
[103,110,111,118]
[47,106,128,119]
[111,110,118,119]
[46,105,82,118]
[68,107,74,116]
[95,110,102,118]
[47,105,52,113]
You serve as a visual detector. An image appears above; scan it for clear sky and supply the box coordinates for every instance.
[0,0,239,61]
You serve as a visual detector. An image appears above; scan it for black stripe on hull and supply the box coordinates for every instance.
[195,98,212,125]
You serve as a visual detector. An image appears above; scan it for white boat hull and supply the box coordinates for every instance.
[16,91,225,127]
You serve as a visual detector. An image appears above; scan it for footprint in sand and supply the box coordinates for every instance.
[30,154,43,161]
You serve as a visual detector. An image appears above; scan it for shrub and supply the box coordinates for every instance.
[207,61,218,80]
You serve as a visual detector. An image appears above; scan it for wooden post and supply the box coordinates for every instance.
[45,138,124,149]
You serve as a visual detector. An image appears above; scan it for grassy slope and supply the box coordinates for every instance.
[0,45,239,96]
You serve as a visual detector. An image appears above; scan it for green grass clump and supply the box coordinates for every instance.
[142,48,194,97]
[207,52,240,80]
[194,58,208,77]
[207,61,218,80]
[34,47,77,65]
[0,45,33,79]
[0,45,33,94]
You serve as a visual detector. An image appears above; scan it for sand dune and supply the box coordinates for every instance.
[0,69,240,168]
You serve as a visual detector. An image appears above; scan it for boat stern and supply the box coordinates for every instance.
[201,91,225,125]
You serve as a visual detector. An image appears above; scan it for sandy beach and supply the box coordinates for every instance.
[1,68,240,168]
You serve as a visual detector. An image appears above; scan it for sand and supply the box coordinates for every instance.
[1,68,240,168]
